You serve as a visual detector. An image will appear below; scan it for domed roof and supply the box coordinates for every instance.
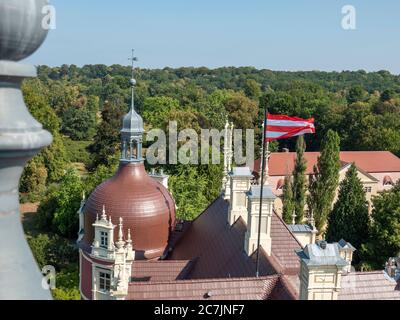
[82,162,176,260]
[121,108,144,135]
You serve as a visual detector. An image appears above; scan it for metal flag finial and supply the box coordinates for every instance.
[128,49,138,111]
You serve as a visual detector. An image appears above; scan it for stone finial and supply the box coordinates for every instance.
[116,217,125,249]
[101,205,107,220]
[0,0,53,300]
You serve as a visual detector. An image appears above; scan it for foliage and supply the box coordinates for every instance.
[22,79,67,183]
[326,164,370,263]
[169,165,209,220]
[52,266,80,300]
[63,137,92,165]
[360,182,400,269]
[88,100,124,169]
[292,136,307,223]
[307,130,341,235]
[36,169,84,238]
[282,174,295,224]
[61,106,96,140]
[27,233,78,270]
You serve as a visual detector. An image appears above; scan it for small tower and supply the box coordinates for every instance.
[244,185,275,256]
[296,241,348,300]
[227,167,253,225]
[120,50,144,163]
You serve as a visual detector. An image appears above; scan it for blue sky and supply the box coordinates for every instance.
[27,0,400,74]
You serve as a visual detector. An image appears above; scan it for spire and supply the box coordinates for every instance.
[101,205,107,221]
[120,49,144,163]
[116,217,125,249]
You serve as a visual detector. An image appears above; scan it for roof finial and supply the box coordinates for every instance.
[116,217,125,249]
[127,229,132,245]
[292,211,296,225]
[128,49,138,112]
[101,205,107,220]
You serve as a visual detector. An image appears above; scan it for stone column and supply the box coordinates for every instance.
[0,0,53,299]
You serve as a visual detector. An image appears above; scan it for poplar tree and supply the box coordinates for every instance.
[307,130,341,235]
[326,164,370,258]
[282,174,295,224]
[293,136,307,223]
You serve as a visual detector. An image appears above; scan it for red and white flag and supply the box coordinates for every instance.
[265,114,315,141]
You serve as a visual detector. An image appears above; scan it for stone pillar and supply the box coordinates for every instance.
[0,0,53,299]
[244,185,275,256]
[227,167,252,225]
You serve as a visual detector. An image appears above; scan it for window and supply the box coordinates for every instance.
[100,231,108,248]
[364,186,372,193]
[99,272,111,292]
[254,217,268,234]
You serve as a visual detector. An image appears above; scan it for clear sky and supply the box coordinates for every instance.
[27,0,400,74]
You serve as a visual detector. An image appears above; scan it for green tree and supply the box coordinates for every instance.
[360,181,400,270]
[61,106,96,140]
[307,130,341,234]
[22,79,67,184]
[282,174,295,224]
[347,86,367,104]
[292,136,307,223]
[244,79,261,100]
[37,169,84,238]
[169,165,209,220]
[88,100,124,169]
[326,164,369,262]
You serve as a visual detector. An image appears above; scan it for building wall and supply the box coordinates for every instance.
[268,168,399,219]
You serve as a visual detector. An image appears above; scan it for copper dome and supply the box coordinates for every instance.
[82,162,176,259]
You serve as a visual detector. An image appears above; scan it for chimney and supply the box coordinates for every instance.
[244,185,275,256]
[296,241,348,300]
[385,257,400,280]
[228,167,253,225]
[337,239,356,274]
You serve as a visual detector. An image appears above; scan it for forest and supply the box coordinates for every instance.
[20,65,400,299]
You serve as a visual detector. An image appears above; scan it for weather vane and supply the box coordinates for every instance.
[128,49,138,79]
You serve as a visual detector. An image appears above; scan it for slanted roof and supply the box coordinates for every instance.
[131,260,193,282]
[339,271,400,300]
[127,275,285,300]
[296,242,348,267]
[169,197,279,279]
[254,151,400,176]
[169,196,302,280]
[288,224,313,233]
[270,214,303,274]
[338,239,356,252]
[230,167,253,177]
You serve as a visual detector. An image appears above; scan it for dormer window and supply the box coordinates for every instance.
[383,175,394,186]
[100,231,108,248]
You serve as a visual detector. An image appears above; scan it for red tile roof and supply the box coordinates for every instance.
[270,214,303,275]
[168,196,301,292]
[169,198,279,279]
[339,271,400,300]
[131,260,193,282]
[254,151,400,176]
[128,275,283,300]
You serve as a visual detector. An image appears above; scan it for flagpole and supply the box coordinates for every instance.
[256,103,268,278]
